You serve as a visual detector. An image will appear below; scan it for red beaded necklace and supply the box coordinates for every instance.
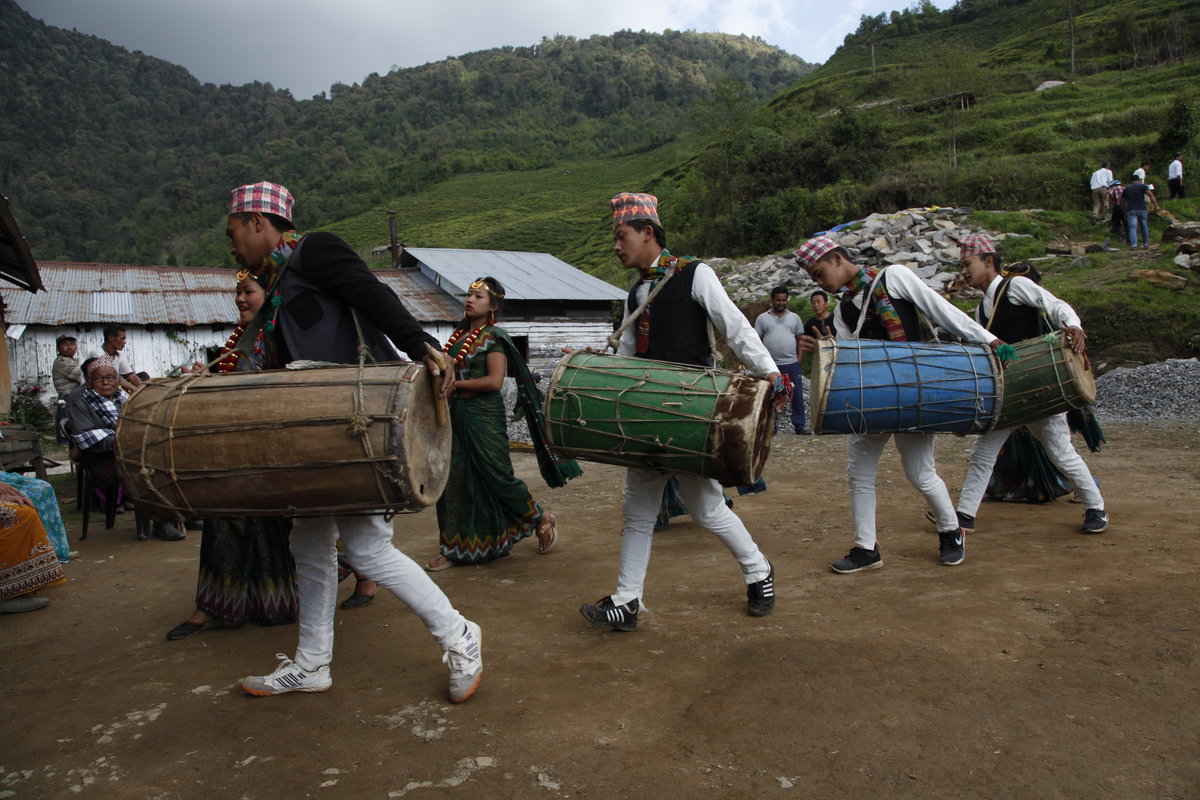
[443,323,489,368]
[215,324,247,372]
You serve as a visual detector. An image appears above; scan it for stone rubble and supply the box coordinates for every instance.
[1093,358,1200,422]
[711,206,1013,304]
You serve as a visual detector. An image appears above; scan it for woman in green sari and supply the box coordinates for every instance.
[426,277,581,571]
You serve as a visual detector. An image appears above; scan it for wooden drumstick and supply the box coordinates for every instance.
[424,343,449,427]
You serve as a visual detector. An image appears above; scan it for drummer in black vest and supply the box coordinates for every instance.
[222,181,484,704]
[794,235,1003,573]
[579,192,782,631]
[954,233,1107,534]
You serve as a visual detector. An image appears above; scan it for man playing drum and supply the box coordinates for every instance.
[579,193,782,631]
[223,182,483,703]
[955,233,1108,535]
[795,235,1006,573]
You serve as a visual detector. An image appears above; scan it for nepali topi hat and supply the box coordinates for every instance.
[794,235,840,275]
[611,193,660,228]
[959,233,997,258]
[228,181,295,222]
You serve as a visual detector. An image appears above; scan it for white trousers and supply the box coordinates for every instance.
[958,413,1104,517]
[612,469,771,606]
[289,514,466,671]
[846,433,957,550]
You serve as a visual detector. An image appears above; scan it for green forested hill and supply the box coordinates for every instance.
[0,0,811,266]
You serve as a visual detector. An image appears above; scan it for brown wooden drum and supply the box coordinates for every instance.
[115,363,450,519]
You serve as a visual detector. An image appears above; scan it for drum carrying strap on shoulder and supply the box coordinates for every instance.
[851,268,888,338]
[607,268,677,353]
[984,277,1053,334]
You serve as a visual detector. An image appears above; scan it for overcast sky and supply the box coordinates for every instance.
[19,0,953,100]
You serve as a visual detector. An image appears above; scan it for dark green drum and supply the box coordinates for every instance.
[543,352,774,486]
[995,331,1096,429]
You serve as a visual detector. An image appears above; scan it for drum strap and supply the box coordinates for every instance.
[607,268,678,352]
[851,269,888,338]
[984,277,1052,334]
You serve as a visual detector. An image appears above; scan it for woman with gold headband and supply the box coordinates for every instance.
[165,269,299,639]
[426,277,581,571]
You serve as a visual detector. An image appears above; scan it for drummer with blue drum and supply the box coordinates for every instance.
[794,235,1005,573]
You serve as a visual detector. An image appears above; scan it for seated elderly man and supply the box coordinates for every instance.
[65,358,185,541]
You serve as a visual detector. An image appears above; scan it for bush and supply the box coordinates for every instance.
[4,378,54,435]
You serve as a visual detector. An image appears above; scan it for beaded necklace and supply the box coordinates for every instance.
[215,325,247,372]
[443,323,490,368]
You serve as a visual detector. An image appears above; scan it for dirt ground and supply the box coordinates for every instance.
[3,421,1198,799]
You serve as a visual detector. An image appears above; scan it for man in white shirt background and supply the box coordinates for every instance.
[1088,161,1114,220]
[1168,153,1184,199]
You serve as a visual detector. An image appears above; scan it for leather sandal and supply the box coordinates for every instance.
[424,555,454,572]
[536,512,557,554]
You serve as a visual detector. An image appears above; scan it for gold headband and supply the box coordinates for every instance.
[236,269,265,286]
[470,279,505,299]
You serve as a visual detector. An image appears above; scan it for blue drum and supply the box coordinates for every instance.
[811,339,1000,435]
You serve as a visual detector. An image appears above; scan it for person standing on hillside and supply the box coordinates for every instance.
[579,192,781,632]
[1121,175,1156,248]
[1106,179,1126,241]
[793,235,1005,573]
[953,233,1108,535]
[1132,161,1150,182]
[1168,153,1184,199]
[222,181,483,704]
[1088,162,1114,220]
[754,285,808,434]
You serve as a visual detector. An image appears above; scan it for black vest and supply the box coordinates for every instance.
[838,274,924,341]
[977,277,1044,344]
[626,262,710,366]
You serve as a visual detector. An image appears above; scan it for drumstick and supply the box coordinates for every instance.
[423,343,449,427]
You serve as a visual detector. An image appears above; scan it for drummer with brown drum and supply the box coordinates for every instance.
[954,233,1108,535]
[578,193,783,632]
[222,181,484,704]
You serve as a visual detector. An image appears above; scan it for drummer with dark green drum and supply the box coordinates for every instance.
[954,233,1108,535]
[578,193,783,631]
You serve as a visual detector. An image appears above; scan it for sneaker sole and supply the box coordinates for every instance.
[939,553,966,566]
[1081,524,1108,534]
[450,670,483,704]
[578,605,637,632]
[240,681,331,697]
[830,560,883,574]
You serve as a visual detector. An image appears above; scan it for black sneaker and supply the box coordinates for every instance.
[1081,508,1109,534]
[938,528,966,566]
[747,562,775,617]
[152,522,186,541]
[831,546,882,574]
[579,596,639,632]
[925,510,975,533]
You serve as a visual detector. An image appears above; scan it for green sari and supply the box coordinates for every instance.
[436,325,581,563]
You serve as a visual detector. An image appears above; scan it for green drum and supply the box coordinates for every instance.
[543,352,775,486]
[995,331,1097,429]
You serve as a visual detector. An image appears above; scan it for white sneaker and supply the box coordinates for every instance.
[443,620,482,703]
[240,653,332,696]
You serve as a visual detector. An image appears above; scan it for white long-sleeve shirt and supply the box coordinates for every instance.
[1169,159,1183,180]
[979,274,1081,330]
[1089,168,1113,190]
[618,257,777,378]
[832,265,999,346]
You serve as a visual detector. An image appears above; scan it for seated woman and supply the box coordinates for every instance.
[0,482,65,614]
[166,269,299,639]
[427,277,581,571]
[0,471,70,564]
[66,358,185,541]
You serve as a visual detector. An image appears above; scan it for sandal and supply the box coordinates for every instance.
[425,555,454,572]
[536,512,558,554]
[165,619,209,640]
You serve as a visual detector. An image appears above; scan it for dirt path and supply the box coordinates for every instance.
[3,422,1198,799]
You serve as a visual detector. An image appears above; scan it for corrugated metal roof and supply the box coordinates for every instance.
[0,261,464,326]
[0,194,42,292]
[401,248,626,302]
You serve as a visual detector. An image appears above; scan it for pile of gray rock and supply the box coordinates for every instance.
[714,207,1022,304]
[1094,358,1200,422]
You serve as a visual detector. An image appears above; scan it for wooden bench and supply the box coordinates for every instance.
[0,426,50,480]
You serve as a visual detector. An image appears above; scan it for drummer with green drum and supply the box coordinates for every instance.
[578,193,783,632]
[955,233,1108,535]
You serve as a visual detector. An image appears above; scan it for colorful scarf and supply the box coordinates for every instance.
[842,266,907,342]
[634,249,700,356]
